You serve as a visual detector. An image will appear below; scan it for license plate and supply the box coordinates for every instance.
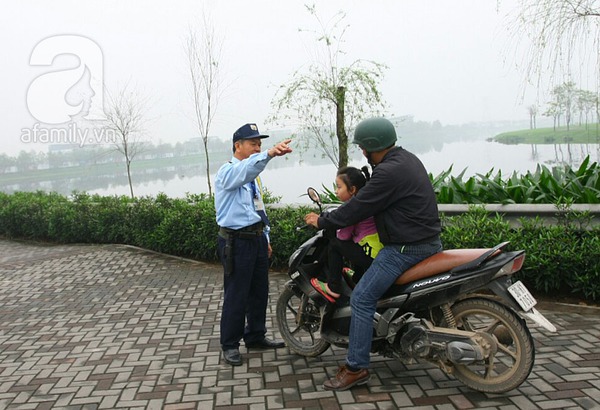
[508,280,537,311]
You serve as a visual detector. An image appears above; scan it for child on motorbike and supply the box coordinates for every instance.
[311,166,383,303]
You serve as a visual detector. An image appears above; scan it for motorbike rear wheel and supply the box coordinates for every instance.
[445,297,535,393]
[276,287,330,357]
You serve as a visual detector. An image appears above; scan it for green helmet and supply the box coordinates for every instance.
[352,117,397,153]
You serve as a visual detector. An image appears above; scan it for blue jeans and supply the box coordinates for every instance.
[346,239,442,369]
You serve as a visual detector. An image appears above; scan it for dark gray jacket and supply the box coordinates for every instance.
[318,147,441,245]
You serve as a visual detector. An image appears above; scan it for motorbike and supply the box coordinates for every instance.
[276,187,556,393]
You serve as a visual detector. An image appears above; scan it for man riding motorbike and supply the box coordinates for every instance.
[304,116,442,391]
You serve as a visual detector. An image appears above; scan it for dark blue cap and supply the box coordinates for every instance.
[232,123,269,142]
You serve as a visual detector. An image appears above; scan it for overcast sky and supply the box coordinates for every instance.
[0,0,533,156]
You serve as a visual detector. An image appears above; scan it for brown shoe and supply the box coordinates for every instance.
[323,365,370,391]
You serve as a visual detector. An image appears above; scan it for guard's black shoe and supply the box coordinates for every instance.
[245,338,285,349]
[222,348,242,366]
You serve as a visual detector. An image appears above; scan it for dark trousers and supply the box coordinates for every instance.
[217,234,269,350]
[326,237,374,294]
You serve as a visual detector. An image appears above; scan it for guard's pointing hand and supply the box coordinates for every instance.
[268,139,293,157]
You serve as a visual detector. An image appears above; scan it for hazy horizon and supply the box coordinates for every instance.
[0,0,575,157]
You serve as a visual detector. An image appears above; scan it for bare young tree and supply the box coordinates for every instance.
[557,81,577,130]
[185,11,224,197]
[103,85,150,198]
[270,5,387,168]
[527,104,538,129]
[576,89,598,127]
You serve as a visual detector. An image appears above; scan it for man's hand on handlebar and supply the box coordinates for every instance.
[304,212,319,228]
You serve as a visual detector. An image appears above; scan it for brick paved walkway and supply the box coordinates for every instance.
[0,239,599,410]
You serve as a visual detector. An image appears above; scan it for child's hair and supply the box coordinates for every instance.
[336,166,371,193]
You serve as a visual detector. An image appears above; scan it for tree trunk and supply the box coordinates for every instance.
[126,159,134,199]
[201,135,212,197]
[335,86,348,168]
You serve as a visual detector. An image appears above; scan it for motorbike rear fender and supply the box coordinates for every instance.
[487,277,523,312]
[487,278,557,332]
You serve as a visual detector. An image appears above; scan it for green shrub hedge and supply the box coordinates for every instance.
[319,156,600,205]
[0,191,598,302]
[440,206,600,301]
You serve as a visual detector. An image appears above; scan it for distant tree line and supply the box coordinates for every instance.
[544,82,598,130]
[0,138,233,174]
[528,82,598,131]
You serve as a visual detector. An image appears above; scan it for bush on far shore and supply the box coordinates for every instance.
[0,191,598,302]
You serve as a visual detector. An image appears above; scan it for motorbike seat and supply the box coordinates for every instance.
[395,248,493,285]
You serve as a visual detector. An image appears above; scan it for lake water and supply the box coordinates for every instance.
[88,140,600,204]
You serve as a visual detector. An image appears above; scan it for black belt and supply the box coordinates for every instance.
[219,222,264,240]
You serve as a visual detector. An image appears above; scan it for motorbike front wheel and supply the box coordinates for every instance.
[446,297,535,393]
[276,287,330,357]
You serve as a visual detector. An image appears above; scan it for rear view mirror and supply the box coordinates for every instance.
[306,187,322,213]
[307,187,321,204]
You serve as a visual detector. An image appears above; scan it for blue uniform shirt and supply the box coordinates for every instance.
[215,150,272,238]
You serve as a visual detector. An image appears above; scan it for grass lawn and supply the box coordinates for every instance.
[493,123,600,144]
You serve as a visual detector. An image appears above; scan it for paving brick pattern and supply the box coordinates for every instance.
[0,239,599,409]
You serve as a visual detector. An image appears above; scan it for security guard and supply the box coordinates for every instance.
[214,123,292,366]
